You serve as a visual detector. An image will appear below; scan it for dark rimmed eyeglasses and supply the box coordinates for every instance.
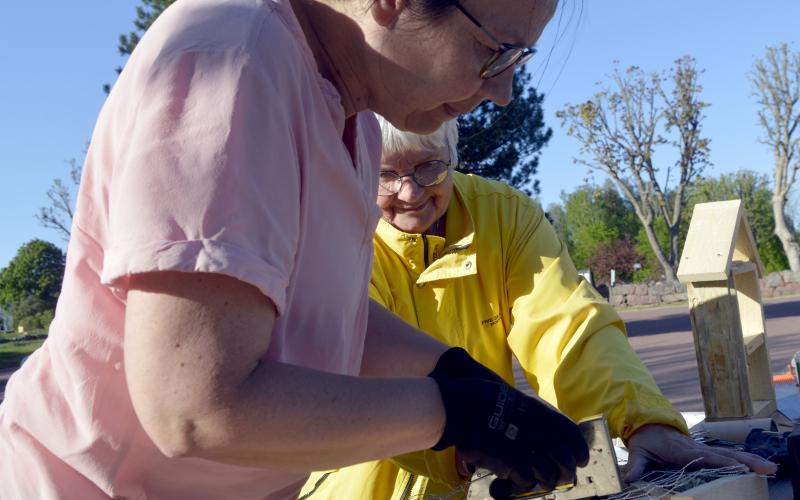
[450,0,536,79]
[378,159,451,196]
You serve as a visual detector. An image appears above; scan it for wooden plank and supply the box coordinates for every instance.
[666,473,768,500]
[752,399,776,418]
[747,342,778,405]
[733,270,776,407]
[733,270,767,338]
[730,261,756,275]
[733,214,765,278]
[687,281,753,419]
[743,333,765,355]
[678,200,742,283]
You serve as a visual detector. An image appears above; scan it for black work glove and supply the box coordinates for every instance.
[429,350,589,498]
[430,347,506,384]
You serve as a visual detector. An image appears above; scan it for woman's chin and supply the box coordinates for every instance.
[392,216,432,235]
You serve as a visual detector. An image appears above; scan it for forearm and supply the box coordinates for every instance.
[360,299,449,377]
[124,273,446,473]
[145,359,446,471]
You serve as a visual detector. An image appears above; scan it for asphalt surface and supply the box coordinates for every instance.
[619,295,800,411]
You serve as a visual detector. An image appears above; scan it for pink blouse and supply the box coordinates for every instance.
[0,0,381,498]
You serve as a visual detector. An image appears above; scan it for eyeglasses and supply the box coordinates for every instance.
[450,0,536,79]
[378,159,451,196]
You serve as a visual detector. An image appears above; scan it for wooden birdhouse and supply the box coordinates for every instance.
[677,200,776,421]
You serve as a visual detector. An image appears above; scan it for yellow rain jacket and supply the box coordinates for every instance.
[300,172,687,500]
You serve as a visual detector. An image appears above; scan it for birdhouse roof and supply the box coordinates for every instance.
[677,199,765,283]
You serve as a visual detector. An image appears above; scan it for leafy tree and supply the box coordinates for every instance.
[544,203,569,247]
[10,296,53,332]
[36,158,82,241]
[0,240,66,313]
[559,181,639,268]
[634,217,671,281]
[558,57,710,283]
[457,66,552,195]
[750,43,800,271]
[587,239,645,285]
[688,170,789,273]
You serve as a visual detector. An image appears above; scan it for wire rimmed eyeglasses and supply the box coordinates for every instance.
[378,159,451,196]
[450,0,537,79]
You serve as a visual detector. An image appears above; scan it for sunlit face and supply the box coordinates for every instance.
[366,0,558,133]
[377,145,455,234]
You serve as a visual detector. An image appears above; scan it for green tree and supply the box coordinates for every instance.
[688,170,789,273]
[559,182,639,268]
[558,57,710,283]
[0,240,66,313]
[457,66,552,195]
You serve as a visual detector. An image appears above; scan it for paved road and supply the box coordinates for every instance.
[621,295,800,411]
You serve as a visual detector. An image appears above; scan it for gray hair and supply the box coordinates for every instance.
[377,115,459,168]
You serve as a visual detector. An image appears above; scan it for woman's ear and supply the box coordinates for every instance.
[369,0,409,28]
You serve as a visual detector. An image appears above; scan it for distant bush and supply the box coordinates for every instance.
[17,309,53,333]
[588,239,645,285]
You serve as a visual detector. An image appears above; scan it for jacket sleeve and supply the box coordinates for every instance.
[504,202,688,441]
[389,448,463,489]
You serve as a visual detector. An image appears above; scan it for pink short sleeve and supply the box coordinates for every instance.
[100,47,298,315]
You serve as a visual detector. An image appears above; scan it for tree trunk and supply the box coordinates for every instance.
[773,195,800,271]
[643,221,678,283]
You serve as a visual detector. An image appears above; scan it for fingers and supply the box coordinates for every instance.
[528,452,560,491]
[550,414,589,467]
[623,449,651,482]
[542,441,578,486]
[708,447,778,475]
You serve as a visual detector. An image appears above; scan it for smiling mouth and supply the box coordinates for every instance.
[395,199,431,213]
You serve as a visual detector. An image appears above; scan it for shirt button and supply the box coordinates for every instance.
[464,261,473,269]
[416,283,424,288]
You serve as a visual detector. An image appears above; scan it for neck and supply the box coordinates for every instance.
[425,216,447,238]
[288,0,370,117]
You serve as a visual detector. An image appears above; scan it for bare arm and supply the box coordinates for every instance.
[124,271,445,472]
[359,299,449,377]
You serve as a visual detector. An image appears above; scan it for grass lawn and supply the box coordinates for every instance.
[0,338,45,370]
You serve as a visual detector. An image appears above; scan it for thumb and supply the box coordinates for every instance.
[623,450,650,482]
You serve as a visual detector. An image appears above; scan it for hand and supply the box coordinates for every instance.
[430,347,506,384]
[623,424,778,482]
[429,355,589,495]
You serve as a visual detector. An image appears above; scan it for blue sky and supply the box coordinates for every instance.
[1,1,799,268]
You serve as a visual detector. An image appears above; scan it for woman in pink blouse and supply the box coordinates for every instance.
[0,1,596,498]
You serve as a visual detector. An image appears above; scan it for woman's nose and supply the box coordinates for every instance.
[480,69,515,107]
[396,178,425,202]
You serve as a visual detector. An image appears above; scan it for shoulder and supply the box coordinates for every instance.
[128,0,312,91]
[452,172,543,221]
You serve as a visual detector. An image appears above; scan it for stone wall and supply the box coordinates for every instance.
[609,270,800,309]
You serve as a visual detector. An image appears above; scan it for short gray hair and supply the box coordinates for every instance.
[377,115,459,168]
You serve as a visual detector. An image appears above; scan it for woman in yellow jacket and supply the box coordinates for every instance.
[300,119,775,500]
